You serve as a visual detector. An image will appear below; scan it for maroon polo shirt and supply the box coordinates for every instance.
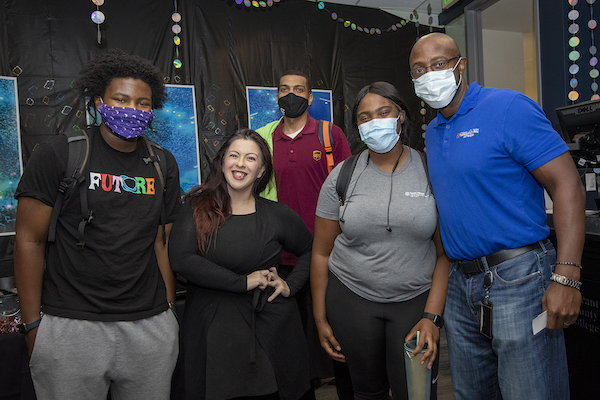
[272,114,351,266]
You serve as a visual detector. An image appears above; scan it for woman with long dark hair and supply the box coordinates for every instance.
[311,82,450,400]
[169,128,314,400]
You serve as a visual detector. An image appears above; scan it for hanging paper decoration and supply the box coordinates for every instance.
[427,3,434,31]
[91,0,105,45]
[236,0,280,9]
[413,9,420,30]
[568,0,580,102]
[420,100,428,138]
[588,0,598,100]
[411,1,434,34]
[229,1,435,35]
[172,0,182,73]
[567,0,598,101]
[316,2,408,35]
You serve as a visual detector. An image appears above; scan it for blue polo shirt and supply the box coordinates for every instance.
[425,82,569,260]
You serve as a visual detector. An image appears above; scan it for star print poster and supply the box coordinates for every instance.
[246,86,333,130]
[0,76,21,235]
[146,84,201,194]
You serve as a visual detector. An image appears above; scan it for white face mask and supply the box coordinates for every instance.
[358,116,400,154]
[413,57,462,109]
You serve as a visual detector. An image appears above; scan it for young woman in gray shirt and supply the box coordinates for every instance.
[311,82,450,400]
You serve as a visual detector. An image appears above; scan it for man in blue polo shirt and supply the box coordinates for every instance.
[409,33,585,399]
[257,70,352,398]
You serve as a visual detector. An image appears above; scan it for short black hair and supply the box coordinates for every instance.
[75,49,167,112]
[280,70,312,93]
[352,81,413,141]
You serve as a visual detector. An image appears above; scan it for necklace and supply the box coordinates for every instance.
[386,145,405,232]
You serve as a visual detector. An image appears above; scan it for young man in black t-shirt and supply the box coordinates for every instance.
[14,50,181,400]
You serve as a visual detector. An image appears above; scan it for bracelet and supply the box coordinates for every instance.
[550,273,582,291]
[168,301,177,309]
[556,261,582,270]
[169,307,179,321]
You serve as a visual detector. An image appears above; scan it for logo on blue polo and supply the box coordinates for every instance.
[456,128,479,139]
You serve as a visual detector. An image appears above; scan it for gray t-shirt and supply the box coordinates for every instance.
[316,148,438,303]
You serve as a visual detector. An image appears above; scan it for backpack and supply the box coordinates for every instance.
[47,130,168,249]
[257,118,340,201]
[317,120,335,174]
[335,149,431,206]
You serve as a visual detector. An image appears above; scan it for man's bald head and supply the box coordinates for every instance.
[409,33,461,69]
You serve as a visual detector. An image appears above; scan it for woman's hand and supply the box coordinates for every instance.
[266,267,290,302]
[246,270,270,291]
[315,319,346,362]
[311,217,343,361]
[404,318,440,369]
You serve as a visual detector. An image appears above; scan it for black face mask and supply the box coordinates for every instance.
[278,93,309,118]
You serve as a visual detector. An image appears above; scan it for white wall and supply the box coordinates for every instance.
[445,14,468,79]
[482,29,525,93]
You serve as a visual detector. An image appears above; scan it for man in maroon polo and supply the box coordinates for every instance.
[257,70,352,398]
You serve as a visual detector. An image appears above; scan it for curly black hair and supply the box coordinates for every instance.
[74,49,167,117]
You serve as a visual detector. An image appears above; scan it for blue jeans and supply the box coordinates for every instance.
[444,241,569,400]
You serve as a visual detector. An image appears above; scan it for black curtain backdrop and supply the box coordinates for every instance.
[0,0,441,272]
[189,0,441,170]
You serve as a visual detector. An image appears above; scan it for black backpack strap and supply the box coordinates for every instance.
[142,137,167,245]
[48,130,91,247]
[335,154,360,206]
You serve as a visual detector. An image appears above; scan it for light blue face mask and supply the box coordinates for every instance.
[358,116,400,154]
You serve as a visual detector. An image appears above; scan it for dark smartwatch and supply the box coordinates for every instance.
[422,312,444,329]
[18,318,41,334]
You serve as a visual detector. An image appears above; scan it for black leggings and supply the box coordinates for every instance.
[325,274,438,400]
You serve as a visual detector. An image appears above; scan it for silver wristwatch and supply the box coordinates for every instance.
[550,273,582,291]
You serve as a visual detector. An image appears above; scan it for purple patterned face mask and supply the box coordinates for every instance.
[97,101,154,139]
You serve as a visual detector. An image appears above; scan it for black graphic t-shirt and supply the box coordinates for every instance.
[15,127,181,321]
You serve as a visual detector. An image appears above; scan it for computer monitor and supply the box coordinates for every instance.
[556,99,600,149]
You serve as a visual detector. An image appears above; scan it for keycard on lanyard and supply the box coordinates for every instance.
[480,298,493,339]
[480,271,493,339]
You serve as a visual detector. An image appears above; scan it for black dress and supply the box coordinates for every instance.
[169,197,313,400]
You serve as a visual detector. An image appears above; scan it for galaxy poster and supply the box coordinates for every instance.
[246,86,333,130]
[146,84,200,195]
[0,76,21,236]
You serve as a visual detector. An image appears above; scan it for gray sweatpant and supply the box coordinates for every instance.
[29,310,179,400]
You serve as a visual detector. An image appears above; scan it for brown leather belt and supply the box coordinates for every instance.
[456,239,550,275]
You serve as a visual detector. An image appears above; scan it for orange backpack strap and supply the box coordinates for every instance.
[318,120,335,174]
